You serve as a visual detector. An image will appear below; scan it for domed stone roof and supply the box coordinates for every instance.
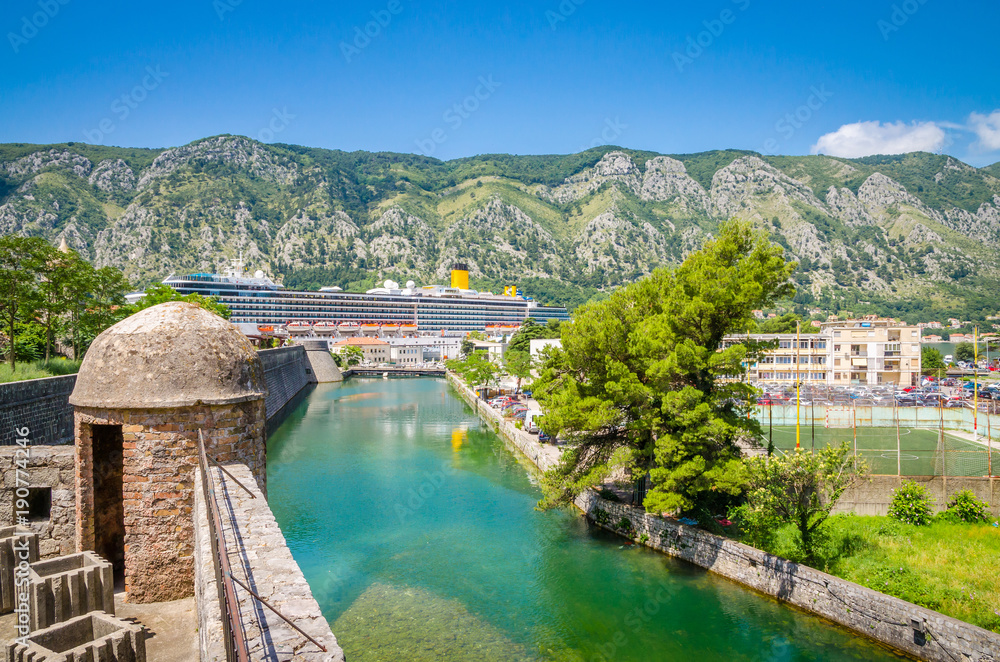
[70,301,266,409]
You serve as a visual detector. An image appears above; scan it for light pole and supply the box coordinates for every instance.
[796,321,801,450]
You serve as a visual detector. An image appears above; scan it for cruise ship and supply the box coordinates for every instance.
[157,257,570,335]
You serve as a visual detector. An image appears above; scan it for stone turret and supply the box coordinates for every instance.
[69,302,267,603]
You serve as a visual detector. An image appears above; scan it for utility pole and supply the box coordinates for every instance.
[796,321,801,450]
[768,400,773,456]
[895,382,901,478]
[974,326,979,442]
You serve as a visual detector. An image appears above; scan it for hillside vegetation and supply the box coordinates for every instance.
[2,136,1000,318]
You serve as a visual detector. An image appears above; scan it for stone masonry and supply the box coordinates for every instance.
[70,302,269,605]
[74,400,266,604]
[0,446,76,558]
[259,346,311,419]
[194,463,345,661]
[0,375,76,448]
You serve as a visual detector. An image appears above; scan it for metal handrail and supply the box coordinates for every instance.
[198,430,250,662]
[199,430,328,656]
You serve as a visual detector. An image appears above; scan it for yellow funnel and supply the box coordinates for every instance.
[450,262,469,289]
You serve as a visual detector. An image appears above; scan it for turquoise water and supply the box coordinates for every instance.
[267,378,906,661]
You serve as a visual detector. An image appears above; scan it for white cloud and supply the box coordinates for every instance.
[968,110,1000,151]
[810,120,947,158]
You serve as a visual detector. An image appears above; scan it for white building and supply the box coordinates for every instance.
[529,338,561,362]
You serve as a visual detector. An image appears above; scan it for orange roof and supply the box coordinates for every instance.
[333,337,389,346]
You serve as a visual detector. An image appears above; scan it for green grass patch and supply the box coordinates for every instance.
[764,514,1000,632]
[0,358,82,384]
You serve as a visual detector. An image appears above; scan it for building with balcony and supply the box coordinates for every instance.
[722,319,921,386]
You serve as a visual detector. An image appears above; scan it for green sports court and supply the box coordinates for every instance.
[754,404,1000,477]
[757,423,1000,477]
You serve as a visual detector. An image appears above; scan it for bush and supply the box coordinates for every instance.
[888,480,935,526]
[591,507,610,526]
[616,517,636,536]
[597,487,621,502]
[940,490,990,524]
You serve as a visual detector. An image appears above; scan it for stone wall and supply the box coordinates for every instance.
[300,341,344,383]
[447,371,1000,662]
[837,475,999,517]
[75,399,266,603]
[260,346,312,420]
[194,463,345,661]
[0,375,76,447]
[0,446,75,558]
[576,493,1000,662]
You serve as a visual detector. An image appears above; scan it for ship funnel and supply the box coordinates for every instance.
[450,263,469,290]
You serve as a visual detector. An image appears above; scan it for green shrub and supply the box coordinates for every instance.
[591,507,610,525]
[888,480,935,526]
[940,490,990,524]
[597,487,621,502]
[616,517,636,536]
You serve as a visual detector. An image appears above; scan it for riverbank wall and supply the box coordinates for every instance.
[446,372,1000,662]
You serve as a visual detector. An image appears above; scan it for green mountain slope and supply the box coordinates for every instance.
[2,135,1000,320]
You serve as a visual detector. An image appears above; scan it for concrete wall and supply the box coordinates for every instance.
[836,475,1000,517]
[0,375,76,447]
[194,463,345,661]
[447,371,1000,662]
[259,346,311,420]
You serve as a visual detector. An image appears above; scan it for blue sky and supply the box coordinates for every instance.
[2,0,999,165]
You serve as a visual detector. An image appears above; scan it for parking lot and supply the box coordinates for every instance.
[754,379,1000,412]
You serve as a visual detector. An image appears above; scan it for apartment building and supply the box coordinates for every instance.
[823,319,921,386]
[725,334,830,384]
[723,319,921,386]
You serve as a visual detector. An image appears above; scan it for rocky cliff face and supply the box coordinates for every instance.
[1,136,999,309]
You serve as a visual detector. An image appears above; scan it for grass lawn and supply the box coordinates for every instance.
[0,358,81,384]
[766,515,1000,633]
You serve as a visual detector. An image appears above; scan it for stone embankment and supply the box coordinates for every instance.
[446,371,1000,662]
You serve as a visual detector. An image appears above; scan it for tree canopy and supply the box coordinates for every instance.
[921,346,945,375]
[738,442,866,562]
[533,220,796,514]
[132,284,231,319]
[0,236,132,368]
[955,342,975,362]
[507,317,560,354]
[754,313,820,334]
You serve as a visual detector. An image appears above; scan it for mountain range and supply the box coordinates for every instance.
[2,135,1000,319]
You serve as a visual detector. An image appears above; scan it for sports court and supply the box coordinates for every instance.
[753,405,1000,477]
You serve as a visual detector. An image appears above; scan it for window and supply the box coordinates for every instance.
[20,487,51,522]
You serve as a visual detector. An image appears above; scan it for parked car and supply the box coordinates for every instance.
[538,430,552,443]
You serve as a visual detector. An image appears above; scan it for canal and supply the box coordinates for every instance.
[267,378,906,661]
